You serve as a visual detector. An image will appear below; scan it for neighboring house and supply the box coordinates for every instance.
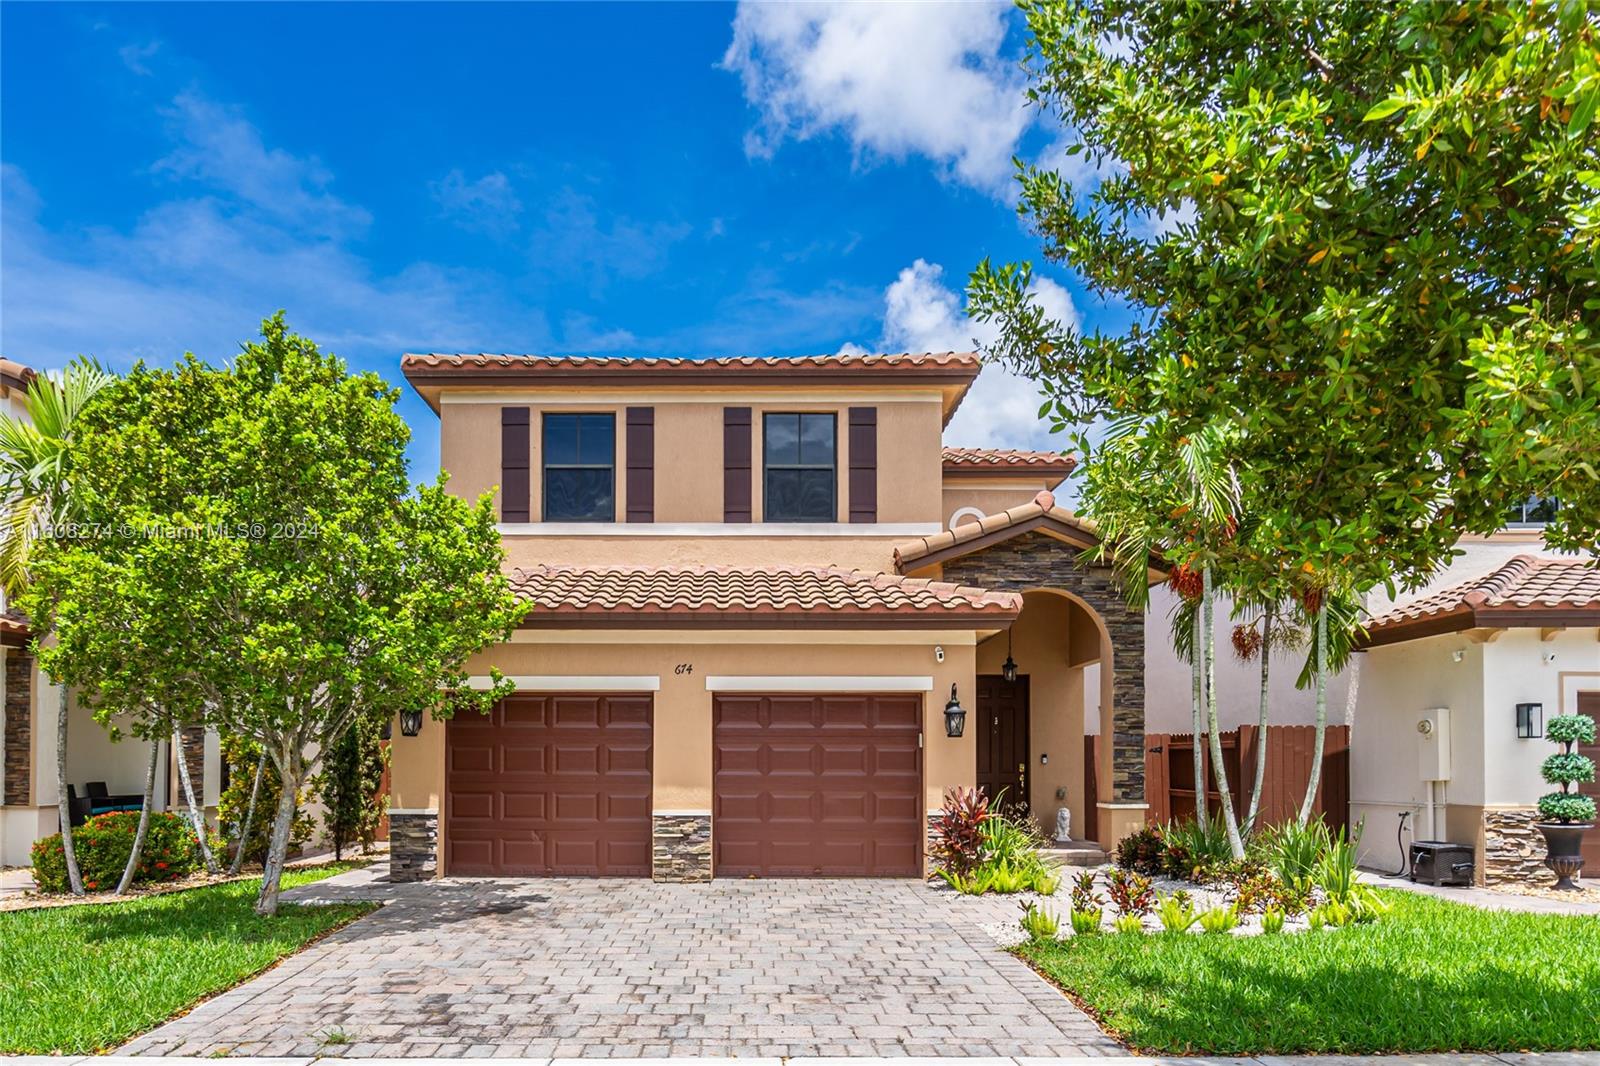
[0,357,221,869]
[392,351,1156,881]
[1351,552,1600,885]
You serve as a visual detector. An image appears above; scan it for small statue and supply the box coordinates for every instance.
[1054,806,1072,844]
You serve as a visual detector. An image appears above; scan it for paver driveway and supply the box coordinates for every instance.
[121,865,1123,1059]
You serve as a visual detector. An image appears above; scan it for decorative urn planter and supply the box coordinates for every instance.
[1535,822,1593,891]
[1535,714,1597,891]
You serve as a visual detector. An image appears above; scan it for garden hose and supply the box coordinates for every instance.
[1392,810,1412,877]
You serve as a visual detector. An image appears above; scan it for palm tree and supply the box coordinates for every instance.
[0,359,117,895]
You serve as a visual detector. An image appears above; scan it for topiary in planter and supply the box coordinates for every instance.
[1536,714,1596,890]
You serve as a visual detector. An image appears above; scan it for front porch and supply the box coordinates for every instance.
[897,489,1151,849]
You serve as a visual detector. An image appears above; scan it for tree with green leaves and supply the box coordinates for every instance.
[22,315,526,915]
[971,0,1597,824]
[972,0,1598,597]
[313,714,388,860]
[0,360,118,896]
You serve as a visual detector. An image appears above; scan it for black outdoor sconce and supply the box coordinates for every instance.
[1001,628,1019,683]
[1516,702,1543,739]
[943,684,967,738]
[399,708,425,737]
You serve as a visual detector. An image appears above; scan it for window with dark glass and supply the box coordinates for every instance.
[542,413,615,522]
[1505,496,1560,527]
[763,413,835,522]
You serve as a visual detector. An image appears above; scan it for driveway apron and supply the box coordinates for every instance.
[118,872,1122,1058]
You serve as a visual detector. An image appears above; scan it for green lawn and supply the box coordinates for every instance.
[0,862,376,1054]
[1020,889,1600,1055]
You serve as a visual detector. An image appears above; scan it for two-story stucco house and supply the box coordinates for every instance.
[388,351,1153,882]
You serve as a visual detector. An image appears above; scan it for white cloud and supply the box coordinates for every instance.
[722,1,1031,193]
[153,90,371,240]
[119,40,160,76]
[431,169,523,237]
[845,258,1077,450]
[528,189,692,290]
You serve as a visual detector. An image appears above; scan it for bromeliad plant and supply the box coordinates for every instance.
[932,787,1056,895]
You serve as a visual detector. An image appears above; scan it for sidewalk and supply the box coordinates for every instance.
[6,1053,1598,1064]
[1360,870,1600,916]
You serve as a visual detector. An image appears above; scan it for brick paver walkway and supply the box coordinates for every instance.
[120,866,1122,1058]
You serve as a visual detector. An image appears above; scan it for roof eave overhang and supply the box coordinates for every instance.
[516,609,1020,630]
[1359,606,1600,648]
[941,465,1075,480]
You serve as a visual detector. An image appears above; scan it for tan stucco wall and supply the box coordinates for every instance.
[386,631,981,874]
[941,481,1061,529]
[500,533,907,572]
[437,389,946,525]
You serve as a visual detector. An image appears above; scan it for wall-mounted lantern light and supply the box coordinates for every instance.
[399,708,425,737]
[943,684,967,738]
[1001,627,1019,683]
[1516,702,1543,739]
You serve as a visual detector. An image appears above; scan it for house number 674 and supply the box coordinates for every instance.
[674,663,694,675]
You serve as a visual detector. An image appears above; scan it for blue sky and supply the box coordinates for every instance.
[1,2,1112,478]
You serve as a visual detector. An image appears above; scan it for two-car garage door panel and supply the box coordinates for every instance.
[447,695,652,876]
[714,694,923,877]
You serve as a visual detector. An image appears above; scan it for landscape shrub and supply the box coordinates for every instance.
[1160,817,1233,880]
[1107,867,1156,917]
[1114,825,1166,875]
[31,810,200,893]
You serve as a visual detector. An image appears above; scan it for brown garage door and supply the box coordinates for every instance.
[713,693,922,877]
[446,693,652,876]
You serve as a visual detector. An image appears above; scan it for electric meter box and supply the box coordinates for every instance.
[1418,707,1452,782]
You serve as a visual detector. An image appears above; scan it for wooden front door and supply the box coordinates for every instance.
[976,674,1030,812]
[1577,691,1600,874]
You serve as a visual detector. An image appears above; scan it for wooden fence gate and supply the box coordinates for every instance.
[1086,724,1349,840]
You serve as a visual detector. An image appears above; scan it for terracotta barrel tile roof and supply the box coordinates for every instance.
[941,447,1076,476]
[0,358,37,393]
[1363,554,1600,647]
[895,490,1102,570]
[403,351,980,379]
[510,564,1020,629]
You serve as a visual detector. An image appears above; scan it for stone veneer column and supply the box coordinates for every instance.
[179,725,206,804]
[4,651,32,806]
[389,810,438,881]
[1481,807,1547,886]
[652,812,712,882]
[939,531,1147,810]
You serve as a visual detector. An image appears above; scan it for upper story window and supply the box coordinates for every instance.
[763,412,835,522]
[543,413,615,522]
[1506,496,1560,527]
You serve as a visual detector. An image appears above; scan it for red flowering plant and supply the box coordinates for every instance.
[929,786,990,877]
[31,810,201,893]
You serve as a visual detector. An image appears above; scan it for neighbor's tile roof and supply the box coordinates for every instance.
[1363,555,1600,647]
[894,490,1103,571]
[510,565,1021,629]
[941,447,1076,476]
[402,351,981,379]
[0,611,31,648]
[0,359,36,393]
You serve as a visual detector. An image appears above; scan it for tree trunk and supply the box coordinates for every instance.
[255,747,300,918]
[175,727,219,874]
[114,737,161,895]
[228,749,268,876]
[55,684,83,895]
[1190,599,1208,830]
[1298,603,1330,826]
[1244,607,1273,836]
[1202,568,1246,858]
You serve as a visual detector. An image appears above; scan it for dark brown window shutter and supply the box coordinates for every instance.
[500,407,530,522]
[848,406,877,523]
[625,406,654,522]
[723,406,752,522]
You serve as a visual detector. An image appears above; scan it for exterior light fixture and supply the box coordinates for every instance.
[943,684,967,738]
[1516,702,1543,740]
[1001,628,1019,684]
[399,708,424,737]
